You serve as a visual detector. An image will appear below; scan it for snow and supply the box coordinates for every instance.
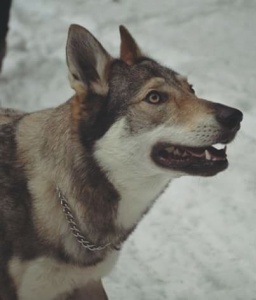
[1,0,256,299]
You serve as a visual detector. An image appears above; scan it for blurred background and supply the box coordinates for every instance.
[0,0,255,299]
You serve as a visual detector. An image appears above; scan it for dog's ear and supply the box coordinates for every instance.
[66,24,112,95]
[119,25,142,65]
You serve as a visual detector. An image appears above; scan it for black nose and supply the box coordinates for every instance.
[215,103,243,130]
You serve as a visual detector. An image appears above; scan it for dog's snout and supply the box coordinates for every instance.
[215,104,243,130]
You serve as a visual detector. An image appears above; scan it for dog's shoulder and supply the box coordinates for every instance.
[0,108,41,258]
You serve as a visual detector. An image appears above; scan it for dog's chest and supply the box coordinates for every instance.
[116,176,170,229]
[9,252,118,300]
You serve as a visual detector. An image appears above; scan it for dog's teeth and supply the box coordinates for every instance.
[213,143,224,150]
[174,149,180,155]
[205,150,211,160]
[166,147,174,153]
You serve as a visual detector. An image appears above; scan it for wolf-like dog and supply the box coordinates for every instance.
[0,24,242,300]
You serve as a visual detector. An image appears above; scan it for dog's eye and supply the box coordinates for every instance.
[145,91,163,104]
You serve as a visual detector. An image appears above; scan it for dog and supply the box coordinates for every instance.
[0,24,242,300]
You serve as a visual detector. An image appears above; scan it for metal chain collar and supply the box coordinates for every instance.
[57,187,113,252]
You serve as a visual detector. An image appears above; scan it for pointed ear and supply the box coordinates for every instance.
[66,24,112,95]
[119,25,143,65]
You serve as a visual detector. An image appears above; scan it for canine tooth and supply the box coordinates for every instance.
[205,150,211,160]
[213,143,224,150]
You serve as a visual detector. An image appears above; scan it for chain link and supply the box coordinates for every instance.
[56,187,112,252]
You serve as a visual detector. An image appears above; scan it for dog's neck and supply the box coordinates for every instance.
[16,100,172,262]
[94,117,173,229]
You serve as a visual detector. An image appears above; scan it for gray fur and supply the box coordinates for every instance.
[0,25,242,300]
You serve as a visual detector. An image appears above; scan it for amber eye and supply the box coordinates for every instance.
[145,91,162,104]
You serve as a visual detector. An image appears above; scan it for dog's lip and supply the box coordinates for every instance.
[152,143,227,161]
[151,142,228,174]
[182,145,227,160]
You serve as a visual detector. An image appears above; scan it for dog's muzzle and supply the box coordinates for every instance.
[151,104,243,177]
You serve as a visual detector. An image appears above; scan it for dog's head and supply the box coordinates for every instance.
[66,24,242,178]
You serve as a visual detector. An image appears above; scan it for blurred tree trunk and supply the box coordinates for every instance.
[0,0,12,72]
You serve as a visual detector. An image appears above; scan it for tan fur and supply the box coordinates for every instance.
[9,255,117,300]
[0,108,24,125]
[16,103,90,261]
[71,94,87,130]
[0,24,242,300]
[127,76,215,133]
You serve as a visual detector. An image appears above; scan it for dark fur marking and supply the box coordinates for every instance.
[0,122,57,298]
[0,52,192,298]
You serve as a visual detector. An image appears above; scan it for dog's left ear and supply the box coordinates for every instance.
[66,24,112,95]
[119,25,143,65]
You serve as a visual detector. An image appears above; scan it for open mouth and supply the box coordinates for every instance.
[151,143,228,176]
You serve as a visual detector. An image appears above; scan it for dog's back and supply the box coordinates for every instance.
[0,108,25,124]
[0,112,30,300]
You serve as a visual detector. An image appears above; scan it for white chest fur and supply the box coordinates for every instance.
[94,118,175,229]
[114,173,170,228]
[9,252,119,300]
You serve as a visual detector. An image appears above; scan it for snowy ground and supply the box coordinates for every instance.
[1,0,256,299]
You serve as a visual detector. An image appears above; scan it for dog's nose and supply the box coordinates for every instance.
[215,104,243,130]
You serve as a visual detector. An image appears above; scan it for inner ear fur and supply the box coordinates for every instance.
[119,25,143,65]
[66,24,112,95]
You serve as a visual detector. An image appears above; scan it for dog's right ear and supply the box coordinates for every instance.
[66,24,112,96]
